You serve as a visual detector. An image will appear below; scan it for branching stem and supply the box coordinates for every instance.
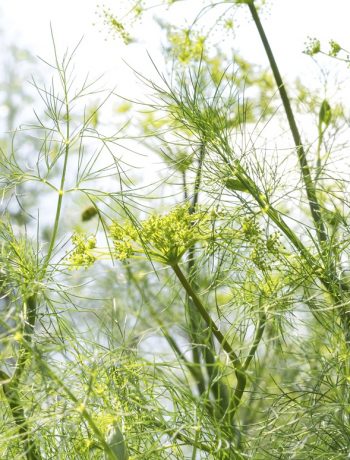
[172,263,246,416]
[42,81,70,272]
[243,312,266,371]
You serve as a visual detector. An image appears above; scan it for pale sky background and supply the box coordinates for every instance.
[1,0,350,101]
[0,0,349,197]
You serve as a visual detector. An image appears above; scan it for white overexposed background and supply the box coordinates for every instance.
[1,0,350,101]
[1,0,349,215]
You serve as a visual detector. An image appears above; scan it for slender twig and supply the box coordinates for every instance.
[243,312,267,371]
[203,346,230,416]
[232,159,350,339]
[42,68,70,272]
[31,349,119,460]
[237,0,350,370]
[189,143,205,215]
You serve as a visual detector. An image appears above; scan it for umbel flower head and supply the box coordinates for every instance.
[110,204,206,266]
[68,233,96,269]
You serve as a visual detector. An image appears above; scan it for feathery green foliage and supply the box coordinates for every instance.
[1,1,350,459]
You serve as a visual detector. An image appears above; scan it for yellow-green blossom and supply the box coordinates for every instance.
[68,233,96,269]
[110,205,206,265]
[100,6,133,44]
[329,40,341,57]
[110,221,138,261]
[241,218,282,270]
[168,28,205,64]
[304,37,321,56]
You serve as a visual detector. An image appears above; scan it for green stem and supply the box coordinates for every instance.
[229,160,350,306]
[172,263,246,416]
[203,345,230,417]
[34,356,118,460]
[187,143,208,397]
[41,354,212,457]
[1,370,41,459]
[187,143,232,413]
[237,161,350,342]
[315,125,324,184]
[243,312,266,371]
[12,295,37,385]
[233,161,316,262]
[189,143,205,214]
[42,100,70,272]
[246,0,328,248]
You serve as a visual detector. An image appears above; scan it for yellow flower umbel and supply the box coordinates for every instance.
[168,28,205,64]
[109,221,138,261]
[68,233,96,269]
[110,205,205,266]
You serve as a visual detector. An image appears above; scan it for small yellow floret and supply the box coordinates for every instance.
[76,403,86,413]
[14,331,23,342]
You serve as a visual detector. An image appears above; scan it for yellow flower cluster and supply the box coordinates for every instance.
[68,233,96,269]
[100,6,132,44]
[109,221,138,261]
[329,40,341,57]
[304,37,321,56]
[168,28,205,64]
[241,218,281,271]
[110,205,205,265]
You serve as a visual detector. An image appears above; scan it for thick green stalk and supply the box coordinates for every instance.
[246,0,328,249]
[186,144,210,397]
[187,144,231,412]
[172,263,246,416]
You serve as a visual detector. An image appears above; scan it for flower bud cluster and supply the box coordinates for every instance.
[266,231,282,256]
[241,217,281,270]
[329,40,341,57]
[304,37,321,56]
[168,28,205,64]
[110,205,205,265]
[68,233,96,269]
[110,222,138,261]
